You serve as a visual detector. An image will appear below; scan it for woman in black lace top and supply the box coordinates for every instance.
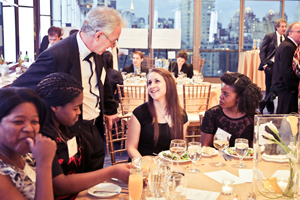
[201,72,262,147]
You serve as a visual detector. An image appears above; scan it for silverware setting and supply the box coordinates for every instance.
[93,190,128,194]
[221,150,232,161]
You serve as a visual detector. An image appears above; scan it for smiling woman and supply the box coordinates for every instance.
[126,68,189,159]
[0,87,56,200]
[200,72,262,148]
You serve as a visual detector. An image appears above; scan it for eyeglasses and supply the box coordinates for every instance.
[96,30,116,47]
[291,31,300,33]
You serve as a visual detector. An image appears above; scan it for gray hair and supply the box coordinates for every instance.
[81,7,126,37]
[274,18,286,31]
[286,22,299,37]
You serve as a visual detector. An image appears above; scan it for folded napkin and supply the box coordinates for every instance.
[261,153,289,162]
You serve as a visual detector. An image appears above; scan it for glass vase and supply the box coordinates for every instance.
[253,114,300,199]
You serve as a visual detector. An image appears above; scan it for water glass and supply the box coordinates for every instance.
[232,138,249,168]
[187,142,202,173]
[210,134,229,167]
[170,139,186,171]
[167,172,185,200]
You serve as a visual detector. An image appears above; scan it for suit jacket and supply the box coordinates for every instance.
[122,64,149,74]
[106,68,123,102]
[259,32,278,70]
[12,33,118,116]
[272,37,299,93]
[168,61,193,78]
[38,35,49,55]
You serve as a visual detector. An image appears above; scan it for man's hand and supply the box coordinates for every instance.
[104,114,119,130]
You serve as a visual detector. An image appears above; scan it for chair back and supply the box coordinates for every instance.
[199,58,205,75]
[117,84,147,116]
[105,116,130,165]
[183,83,211,113]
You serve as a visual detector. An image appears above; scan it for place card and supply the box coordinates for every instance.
[186,188,220,200]
[215,128,232,140]
[204,170,244,185]
[239,169,253,182]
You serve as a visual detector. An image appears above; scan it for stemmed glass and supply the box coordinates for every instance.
[129,167,143,200]
[210,134,229,167]
[187,142,202,173]
[170,139,186,171]
[232,138,249,168]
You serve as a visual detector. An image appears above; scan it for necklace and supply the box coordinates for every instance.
[51,124,68,143]
[156,109,173,127]
[0,149,24,169]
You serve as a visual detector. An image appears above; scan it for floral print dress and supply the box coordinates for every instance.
[0,153,36,200]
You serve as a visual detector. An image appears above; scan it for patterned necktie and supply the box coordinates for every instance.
[84,52,99,108]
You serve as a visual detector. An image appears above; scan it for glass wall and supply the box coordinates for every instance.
[243,1,281,51]
[200,0,240,76]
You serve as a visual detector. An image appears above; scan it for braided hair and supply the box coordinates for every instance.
[36,72,83,108]
[220,72,262,116]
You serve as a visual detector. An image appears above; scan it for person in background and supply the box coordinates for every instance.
[126,68,188,158]
[103,51,123,102]
[122,51,149,75]
[39,26,63,55]
[69,29,79,36]
[272,22,300,114]
[0,87,56,200]
[36,72,129,199]
[12,6,126,172]
[292,22,300,114]
[258,18,287,114]
[201,72,262,148]
[168,50,193,78]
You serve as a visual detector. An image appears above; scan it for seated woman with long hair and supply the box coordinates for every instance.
[126,68,188,158]
[201,72,262,148]
[0,87,56,200]
[36,72,130,199]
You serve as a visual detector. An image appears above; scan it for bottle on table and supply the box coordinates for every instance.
[24,51,29,62]
[0,51,4,65]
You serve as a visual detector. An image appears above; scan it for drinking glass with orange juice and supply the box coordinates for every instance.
[129,168,143,200]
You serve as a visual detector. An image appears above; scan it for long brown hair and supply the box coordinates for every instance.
[147,68,185,144]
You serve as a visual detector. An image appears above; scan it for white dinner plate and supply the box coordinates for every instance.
[158,150,191,163]
[261,153,289,163]
[224,147,254,159]
[202,147,218,157]
[87,183,122,198]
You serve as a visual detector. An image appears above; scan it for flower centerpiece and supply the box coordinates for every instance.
[253,114,299,199]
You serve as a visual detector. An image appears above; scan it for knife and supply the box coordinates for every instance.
[93,190,128,194]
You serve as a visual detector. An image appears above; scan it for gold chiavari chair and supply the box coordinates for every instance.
[183,83,211,143]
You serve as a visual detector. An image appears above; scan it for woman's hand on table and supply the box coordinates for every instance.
[112,163,131,183]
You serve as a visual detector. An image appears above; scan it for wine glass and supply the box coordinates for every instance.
[210,134,229,167]
[232,138,249,168]
[167,172,185,200]
[187,142,202,173]
[131,157,150,180]
[129,167,143,200]
[170,139,186,171]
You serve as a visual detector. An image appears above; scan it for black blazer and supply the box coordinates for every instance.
[122,64,149,74]
[168,61,193,78]
[12,33,118,116]
[106,68,123,102]
[272,37,299,93]
[259,32,278,70]
[38,35,49,55]
[258,32,278,71]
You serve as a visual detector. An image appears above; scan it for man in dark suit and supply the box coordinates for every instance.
[168,50,193,78]
[122,51,149,75]
[272,22,300,114]
[258,18,287,114]
[38,26,63,55]
[12,7,126,172]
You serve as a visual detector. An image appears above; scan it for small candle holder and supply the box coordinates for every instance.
[222,178,233,195]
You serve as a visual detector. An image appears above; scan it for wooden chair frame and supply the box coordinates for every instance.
[117,84,147,116]
[105,115,130,165]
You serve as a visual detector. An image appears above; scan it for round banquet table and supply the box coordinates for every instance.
[75,154,290,200]
[238,50,265,91]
